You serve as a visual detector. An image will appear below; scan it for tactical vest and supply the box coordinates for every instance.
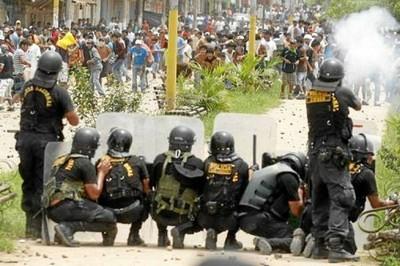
[202,159,242,214]
[100,155,143,201]
[153,151,198,218]
[20,81,62,135]
[306,88,351,142]
[239,162,298,213]
[43,154,88,207]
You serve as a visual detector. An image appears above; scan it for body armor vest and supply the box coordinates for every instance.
[20,82,62,135]
[153,151,198,219]
[100,155,143,202]
[202,159,241,214]
[44,154,88,207]
[239,162,298,211]
[306,88,351,142]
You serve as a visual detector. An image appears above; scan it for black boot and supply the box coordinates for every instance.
[25,213,33,238]
[328,237,360,263]
[127,223,145,246]
[312,237,329,259]
[171,227,185,249]
[205,228,217,250]
[54,223,79,247]
[157,230,170,247]
[224,233,243,250]
[30,213,42,239]
[96,223,117,246]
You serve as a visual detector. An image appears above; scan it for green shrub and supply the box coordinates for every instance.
[0,171,24,252]
[70,67,142,126]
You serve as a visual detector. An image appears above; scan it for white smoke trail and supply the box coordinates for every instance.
[333,7,399,101]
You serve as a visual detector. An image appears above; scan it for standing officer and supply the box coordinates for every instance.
[306,58,361,263]
[44,128,117,247]
[97,128,150,246]
[239,152,306,255]
[15,51,79,239]
[197,131,249,250]
[151,126,205,249]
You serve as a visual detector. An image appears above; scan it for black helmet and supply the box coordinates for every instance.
[37,51,63,74]
[349,133,374,163]
[71,127,100,158]
[33,51,63,89]
[168,126,195,152]
[280,152,308,180]
[107,128,132,158]
[318,58,344,82]
[210,131,235,156]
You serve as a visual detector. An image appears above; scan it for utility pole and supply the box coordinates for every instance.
[193,0,198,29]
[53,0,59,28]
[248,0,257,56]
[166,0,178,111]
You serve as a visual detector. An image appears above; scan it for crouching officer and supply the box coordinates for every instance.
[151,126,205,248]
[346,133,397,254]
[198,131,249,250]
[239,152,306,255]
[97,128,150,246]
[306,58,361,263]
[15,51,79,238]
[44,128,117,247]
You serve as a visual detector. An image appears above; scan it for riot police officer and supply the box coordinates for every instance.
[306,58,361,263]
[97,128,150,246]
[15,51,79,238]
[346,133,396,254]
[151,126,205,248]
[45,128,117,247]
[239,152,306,255]
[198,131,249,250]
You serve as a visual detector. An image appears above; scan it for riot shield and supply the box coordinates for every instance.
[42,141,71,245]
[96,113,206,161]
[213,113,278,166]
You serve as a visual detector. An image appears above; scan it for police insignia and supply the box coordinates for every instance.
[306,90,332,104]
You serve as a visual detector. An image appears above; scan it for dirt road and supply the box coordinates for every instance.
[0,99,387,266]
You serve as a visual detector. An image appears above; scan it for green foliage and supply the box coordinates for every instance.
[70,67,142,126]
[0,171,24,252]
[383,256,400,266]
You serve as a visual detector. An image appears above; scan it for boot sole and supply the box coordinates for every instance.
[205,229,217,250]
[54,225,78,247]
[171,228,184,249]
[253,238,272,255]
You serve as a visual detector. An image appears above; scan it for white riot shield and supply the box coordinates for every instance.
[42,141,71,244]
[213,113,278,166]
[96,113,206,161]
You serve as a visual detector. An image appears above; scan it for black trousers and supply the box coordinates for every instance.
[310,141,355,241]
[197,210,238,233]
[48,199,116,224]
[152,211,200,235]
[16,132,58,235]
[240,211,292,252]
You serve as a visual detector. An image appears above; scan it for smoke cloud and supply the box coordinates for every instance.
[333,7,399,102]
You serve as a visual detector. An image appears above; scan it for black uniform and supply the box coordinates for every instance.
[97,155,149,244]
[308,86,360,241]
[48,156,115,224]
[16,80,74,238]
[151,152,205,246]
[197,155,248,237]
[346,163,378,254]
[239,162,300,252]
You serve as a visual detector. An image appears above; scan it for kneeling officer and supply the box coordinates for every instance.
[151,126,205,248]
[198,131,249,250]
[98,128,150,246]
[44,127,117,247]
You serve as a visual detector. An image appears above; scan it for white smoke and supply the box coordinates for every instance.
[333,7,399,94]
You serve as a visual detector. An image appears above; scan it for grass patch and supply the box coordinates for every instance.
[202,79,281,138]
[0,171,24,252]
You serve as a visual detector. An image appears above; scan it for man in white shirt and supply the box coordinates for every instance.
[26,36,42,80]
